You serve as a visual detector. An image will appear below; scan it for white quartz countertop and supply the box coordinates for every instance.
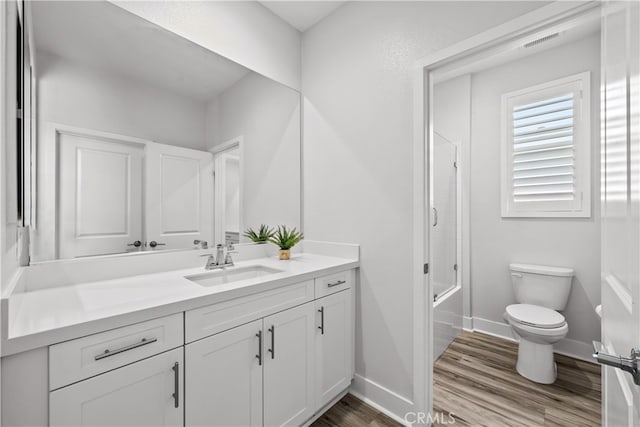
[2,253,358,356]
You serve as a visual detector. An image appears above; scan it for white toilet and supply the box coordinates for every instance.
[505,263,574,384]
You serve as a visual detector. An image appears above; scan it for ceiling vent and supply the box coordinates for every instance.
[524,33,560,48]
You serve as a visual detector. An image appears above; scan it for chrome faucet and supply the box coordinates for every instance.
[216,244,225,265]
[201,253,218,270]
[201,243,237,270]
[224,242,237,266]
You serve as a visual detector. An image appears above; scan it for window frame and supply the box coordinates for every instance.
[500,71,591,218]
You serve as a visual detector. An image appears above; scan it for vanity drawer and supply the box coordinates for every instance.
[186,280,314,343]
[49,313,183,390]
[315,270,352,298]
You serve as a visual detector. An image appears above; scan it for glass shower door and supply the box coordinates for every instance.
[432,133,458,300]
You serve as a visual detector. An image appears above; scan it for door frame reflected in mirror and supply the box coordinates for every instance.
[212,137,244,248]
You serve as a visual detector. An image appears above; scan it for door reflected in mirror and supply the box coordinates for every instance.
[214,140,242,246]
[27,1,301,261]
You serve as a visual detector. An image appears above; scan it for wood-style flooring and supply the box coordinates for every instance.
[311,393,399,427]
[314,331,601,427]
[433,331,601,427]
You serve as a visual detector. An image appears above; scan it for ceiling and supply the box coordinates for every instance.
[31,1,251,102]
[259,1,346,32]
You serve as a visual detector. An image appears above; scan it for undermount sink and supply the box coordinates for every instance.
[185,265,284,287]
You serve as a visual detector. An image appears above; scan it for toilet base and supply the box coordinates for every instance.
[516,337,557,384]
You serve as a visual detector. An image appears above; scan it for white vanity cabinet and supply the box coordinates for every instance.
[3,267,355,427]
[185,302,319,427]
[50,348,183,427]
[185,319,263,427]
[315,289,353,409]
[185,270,354,427]
[262,302,316,426]
[48,314,185,427]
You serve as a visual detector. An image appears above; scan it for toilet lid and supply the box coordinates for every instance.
[506,304,566,329]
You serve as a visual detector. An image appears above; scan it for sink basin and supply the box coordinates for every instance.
[185,265,284,287]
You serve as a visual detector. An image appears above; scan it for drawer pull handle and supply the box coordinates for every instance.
[256,330,263,366]
[268,325,275,359]
[318,306,325,335]
[172,362,179,408]
[94,337,158,361]
[327,280,346,288]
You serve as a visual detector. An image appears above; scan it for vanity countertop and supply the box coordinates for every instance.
[2,252,358,356]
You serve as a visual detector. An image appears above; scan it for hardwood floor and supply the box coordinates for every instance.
[311,394,400,427]
[315,331,601,427]
[433,331,601,427]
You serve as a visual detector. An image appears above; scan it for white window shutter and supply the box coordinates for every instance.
[512,94,575,204]
[501,72,591,218]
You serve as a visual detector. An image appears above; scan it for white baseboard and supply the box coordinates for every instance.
[554,337,594,362]
[350,374,413,426]
[471,316,595,362]
[463,316,474,331]
[472,317,514,340]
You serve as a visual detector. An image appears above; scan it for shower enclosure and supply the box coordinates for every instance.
[431,131,462,360]
[432,132,458,300]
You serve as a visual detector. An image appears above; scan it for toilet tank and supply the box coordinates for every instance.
[510,263,574,310]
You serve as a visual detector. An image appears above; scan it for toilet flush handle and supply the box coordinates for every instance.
[511,272,523,278]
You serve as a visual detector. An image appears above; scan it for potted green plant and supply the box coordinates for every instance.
[269,225,303,260]
[243,224,276,244]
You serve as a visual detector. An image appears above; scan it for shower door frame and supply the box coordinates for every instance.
[410,1,602,420]
[431,133,460,303]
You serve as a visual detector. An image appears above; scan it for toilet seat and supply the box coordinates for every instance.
[506,304,566,329]
[509,318,568,338]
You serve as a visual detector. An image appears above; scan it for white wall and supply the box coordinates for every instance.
[470,34,601,346]
[32,51,208,261]
[112,1,302,91]
[211,72,301,235]
[36,52,207,149]
[302,0,546,413]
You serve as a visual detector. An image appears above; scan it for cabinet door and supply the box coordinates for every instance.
[50,348,183,427]
[145,142,213,250]
[263,302,315,427]
[185,319,262,427]
[315,289,353,408]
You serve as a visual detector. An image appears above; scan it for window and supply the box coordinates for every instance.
[501,72,591,218]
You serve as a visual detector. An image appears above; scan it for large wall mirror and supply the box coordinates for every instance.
[24,1,301,262]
